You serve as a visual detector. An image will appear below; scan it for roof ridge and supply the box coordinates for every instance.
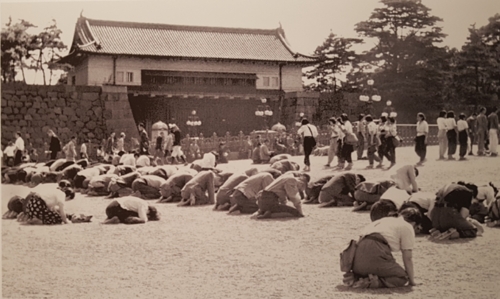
[84,17,279,36]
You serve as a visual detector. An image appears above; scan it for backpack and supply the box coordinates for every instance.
[340,239,357,272]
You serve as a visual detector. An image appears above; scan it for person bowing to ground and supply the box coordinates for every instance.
[102,196,159,224]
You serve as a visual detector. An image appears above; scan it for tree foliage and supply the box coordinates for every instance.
[1,18,36,83]
[304,33,362,92]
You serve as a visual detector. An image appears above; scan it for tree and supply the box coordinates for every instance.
[304,33,362,92]
[1,18,36,83]
[353,0,448,110]
[29,20,68,85]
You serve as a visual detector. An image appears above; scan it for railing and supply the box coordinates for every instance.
[153,124,439,159]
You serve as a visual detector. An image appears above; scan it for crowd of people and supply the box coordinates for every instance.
[2,108,499,291]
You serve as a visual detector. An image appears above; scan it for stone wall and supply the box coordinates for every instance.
[1,84,138,161]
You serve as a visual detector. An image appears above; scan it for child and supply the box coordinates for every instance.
[457,113,469,160]
[3,141,16,167]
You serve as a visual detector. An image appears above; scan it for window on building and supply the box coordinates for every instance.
[126,72,134,82]
[263,77,270,87]
[272,77,279,87]
[116,71,124,83]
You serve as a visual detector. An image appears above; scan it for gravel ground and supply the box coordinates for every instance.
[2,145,500,299]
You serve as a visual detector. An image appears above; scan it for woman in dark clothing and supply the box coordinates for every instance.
[445,111,458,160]
[48,130,61,160]
[296,119,318,172]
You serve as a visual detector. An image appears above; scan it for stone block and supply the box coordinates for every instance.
[19,120,27,127]
[48,113,56,119]
[13,108,19,114]
[47,101,54,108]
[3,94,12,100]
[47,91,58,98]
[86,110,94,117]
[103,109,112,119]
[59,115,68,122]
[12,95,19,101]
[76,121,85,128]
[24,114,32,120]
[1,99,6,107]
[3,89,15,95]
[41,102,48,109]
[92,107,102,117]
[82,92,100,101]
[20,95,27,102]
[8,100,15,107]
[54,107,62,115]
[57,98,66,106]
[20,107,26,115]
[82,116,90,123]
[25,101,32,108]
[70,115,79,122]
[86,121,97,130]
[63,107,75,116]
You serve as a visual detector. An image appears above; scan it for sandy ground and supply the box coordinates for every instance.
[2,145,500,299]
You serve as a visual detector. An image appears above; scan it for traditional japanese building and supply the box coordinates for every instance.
[59,16,316,135]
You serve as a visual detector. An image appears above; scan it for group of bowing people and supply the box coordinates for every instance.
[300,163,499,289]
[2,151,317,224]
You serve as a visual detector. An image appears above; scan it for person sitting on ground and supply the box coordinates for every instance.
[158,170,197,203]
[429,182,483,240]
[251,142,262,164]
[228,172,275,214]
[73,167,102,190]
[379,165,419,210]
[346,207,421,289]
[259,139,274,164]
[178,170,217,206]
[318,173,366,207]
[214,168,258,211]
[131,174,166,199]
[254,172,309,219]
[102,196,159,224]
[17,184,75,225]
[352,179,396,211]
[303,175,335,204]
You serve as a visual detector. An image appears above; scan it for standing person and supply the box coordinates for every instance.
[377,114,389,168]
[466,113,477,155]
[415,113,428,166]
[170,124,187,164]
[457,113,469,161]
[357,114,367,160]
[116,132,126,155]
[137,123,150,155]
[80,140,89,160]
[476,107,488,156]
[63,136,77,162]
[155,132,164,161]
[338,113,356,170]
[445,111,458,160]
[436,110,448,160]
[488,106,499,157]
[47,129,61,160]
[105,132,116,156]
[365,115,380,169]
[14,131,25,166]
[384,117,397,168]
[297,118,318,172]
[164,130,174,162]
[325,117,340,167]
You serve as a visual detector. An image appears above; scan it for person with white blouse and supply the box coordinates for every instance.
[19,184,75,225]
[457,113,469,160]
[325,117,340,167]
[415,113,429,166]
[337,113,356,170]
[436,110,448,160]
[445,111,458,160]
[384,117,398,169]
[297,118,318,172]
[14,132,25,166]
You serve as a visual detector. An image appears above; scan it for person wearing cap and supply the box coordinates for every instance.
[170,124,187,164]
[318,172,365,207]
[131,174,166,199]
[254,172,309,218]
[116,132,126,155]
[137,123,150,155]
[18,184,75,225]
[297,118,318,172]
[102,196,160,224]
[214,168,258,211]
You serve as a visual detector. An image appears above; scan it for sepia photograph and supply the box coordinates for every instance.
[1,0,500,298]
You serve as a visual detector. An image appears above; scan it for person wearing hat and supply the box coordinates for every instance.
[254,172,309,219]
[137,123,150,155]
[214,168,258,211]
[102,196,160,224]
[297,118,318,172]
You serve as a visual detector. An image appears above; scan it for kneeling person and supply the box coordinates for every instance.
[103,196,159,224]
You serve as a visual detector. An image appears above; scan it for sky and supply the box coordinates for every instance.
[1,0,500,84]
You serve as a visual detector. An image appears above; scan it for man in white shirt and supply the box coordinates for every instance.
[14,132,25,166]
[415,113,429,165]
[103,196,159,224]
[297,119,318,172]
[3,141,16,167]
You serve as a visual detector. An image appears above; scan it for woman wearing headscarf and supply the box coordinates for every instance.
[296,118,318,172]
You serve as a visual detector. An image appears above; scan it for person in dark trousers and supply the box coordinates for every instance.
[488,106,499,156]
[170,125,187,164]
[137,123,150,155]
[476,107,488,156]
[457,113,469,160]
[47,129,61,160]
[415,113,428,166]
[297,118,318,172]
[445,111,458,160]
[13,131,25,166]
[357,114,366,160]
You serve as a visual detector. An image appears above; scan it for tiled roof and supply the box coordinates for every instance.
[69,17,316,63]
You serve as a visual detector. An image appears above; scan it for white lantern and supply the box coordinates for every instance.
[359,95,368,102]
[390,112,398,118]
[261,98,267,104]
[295,121,301,127]
[192,110,196,115]
[255,111,260,116]
[386,100,392,106]
[197,121,202,126]
[367,79,374,86]
[372,95,382,102]
[186,120,192,126]
[268,110,273,116]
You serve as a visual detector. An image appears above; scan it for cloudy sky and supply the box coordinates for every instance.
[1,0,500,83]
